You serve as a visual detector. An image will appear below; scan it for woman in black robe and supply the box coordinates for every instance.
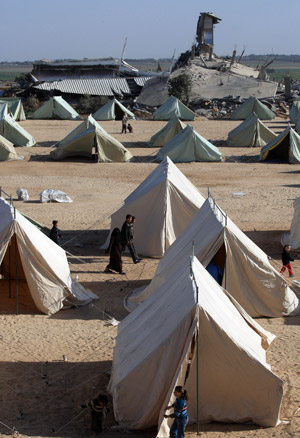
[105,228,125,274]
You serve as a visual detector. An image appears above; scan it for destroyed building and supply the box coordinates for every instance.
[30,57,159,100]
[136,12,279,114]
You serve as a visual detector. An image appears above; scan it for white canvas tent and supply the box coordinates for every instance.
[281,196,300,249]
[0,98,26,121]
[0,135,23,161]
[0,197,98,314]
[230,97,276,120]
[50,123,132,162]
[109,256,283,435]
[290,100,300,124]
[260,125,300,164]
[153,96,196,121]
[93,98,135,121]
[102,157,205,257]
[147,115,186,147]
[125,196,300,317]
[0,114,36,147]
[33,96,80,120]
[156,125,222,163]
[227,113,277,147]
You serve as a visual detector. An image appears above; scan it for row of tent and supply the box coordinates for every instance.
[105,159,300,434]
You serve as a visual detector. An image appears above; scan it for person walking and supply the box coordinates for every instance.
[121,114,128,133]
[164,386,189,438]
[105,228,125,274]
[280,244,294,277]
[121,214,140,264]
[129,216,141,262]
[49,220,63,245]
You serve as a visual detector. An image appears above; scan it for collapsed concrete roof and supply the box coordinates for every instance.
[137,60,278,108]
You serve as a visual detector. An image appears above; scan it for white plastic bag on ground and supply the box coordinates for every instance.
[16,188,29,201]
[39,189,73,203]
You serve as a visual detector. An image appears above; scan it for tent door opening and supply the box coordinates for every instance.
[0,234,38,314]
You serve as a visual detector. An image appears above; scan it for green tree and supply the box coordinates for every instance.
[167,73,192,104]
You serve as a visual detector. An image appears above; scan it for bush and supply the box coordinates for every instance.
[23,96,40,115]
[77,95,109,115]
[168,73,192,104]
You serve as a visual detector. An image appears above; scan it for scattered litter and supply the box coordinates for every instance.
[16,188,29,201]
[107,318,119,326]
[232,192,247,196]
[62,355,68,362]
[39,189,72,203]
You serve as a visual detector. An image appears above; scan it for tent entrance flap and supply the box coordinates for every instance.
[0,235,38,313]
[266,134,290,161]
[115,105,124,120]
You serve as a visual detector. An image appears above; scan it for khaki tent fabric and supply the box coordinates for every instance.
[125,197,300,317]
[51,125,132,162]
[230,97,276,120]
[227,113,276,147]
[0,135,23,161]
[33,96,80,120]
[93,98,135,121]
[281,197,300,249]
[153,96,196,121]
[148,115,186,147]
[260,126,300,164]
[0,98,26,121]
[0,114,35,147]
[0,197,98,314]
[55,115,105,148]
[110,257,283,435]
[102,157,205,257]
[156,124,222,163]
[290,100,300,124]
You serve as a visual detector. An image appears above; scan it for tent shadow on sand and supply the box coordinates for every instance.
[244,229,287,260]
[0,360,113,438]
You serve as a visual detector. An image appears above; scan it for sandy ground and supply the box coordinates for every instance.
[1,116,300,438]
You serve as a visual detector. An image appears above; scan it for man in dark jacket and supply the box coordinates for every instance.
[121,214,140,263]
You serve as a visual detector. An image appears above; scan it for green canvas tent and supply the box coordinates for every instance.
[156,124,222,163]
[33,96,80,120]
[230,97,276,120]
[147,115,186,147]
[227,113,277,147]
[0,98,26,121]
[0,135,23,161]
[50,125,132,162]
[260,125,300,163]
[0,115,35,147]
[153,96,196,121]
[290,100,300,125]
[56,115,105,148]
[93,98,135,121]
[0,103,10,120]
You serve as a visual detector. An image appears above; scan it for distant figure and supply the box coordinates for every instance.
[81,393,108,433]
[105,228,125,275]
[121,114,128,133]
[280,244,294,278]
[121,214,140,264]
[164,386,189,438]
[206,257,223,285]
[49,220,63,245]
[127,123,133,133]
